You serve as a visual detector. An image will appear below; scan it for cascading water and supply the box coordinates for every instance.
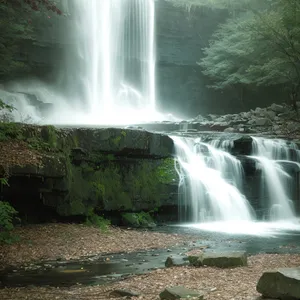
[173,134,300,235]
[172,136,255,223]
[251,137,300,221]
[55,0,159,125]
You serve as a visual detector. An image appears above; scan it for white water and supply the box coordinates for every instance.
[251,137,300,221]
[172,136,254,222]
[55,0,163,125]
[173,135,300,235]
[1,0,178,125]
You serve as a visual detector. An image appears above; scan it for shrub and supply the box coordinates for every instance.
[85,208,110,232]
[0,201,19,244]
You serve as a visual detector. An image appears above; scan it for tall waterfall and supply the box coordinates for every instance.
[55,0,158,125]
[173,135,300,226]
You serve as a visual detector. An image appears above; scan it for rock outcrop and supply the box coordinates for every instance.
[0,124,178,221]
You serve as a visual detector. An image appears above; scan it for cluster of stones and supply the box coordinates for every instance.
[185,103,300,137]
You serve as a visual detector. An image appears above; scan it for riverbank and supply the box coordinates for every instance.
[1,254,300,299]
[0,223,193,270]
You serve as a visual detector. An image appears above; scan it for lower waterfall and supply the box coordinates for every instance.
[172,135,300,233]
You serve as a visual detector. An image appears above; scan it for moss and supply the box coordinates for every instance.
[89,153,116,164]
[122,212,156,228]
[41,125,57,148]
[93,164,132,210]
[156,158,178,184]
[111,135,122,146]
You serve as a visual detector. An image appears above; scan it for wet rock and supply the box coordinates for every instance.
[286,122,300,132]
[190,251,247,268]
[264,110,276,120]
[110,288,141,298]
[255,118,272,126]
[223,127,235,133]
[257,268,300,300]
[160,286,204,299]
[270,103,285,113]
[165,255,189,267]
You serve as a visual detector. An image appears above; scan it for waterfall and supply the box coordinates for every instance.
[46,0,160,125]
[251,137,300,221]
[172,135,300,225]
[172,136,255,223]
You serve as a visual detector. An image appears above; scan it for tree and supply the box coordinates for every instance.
[166,0,261,10]
[0,0,62,80]
[198,0,300,108]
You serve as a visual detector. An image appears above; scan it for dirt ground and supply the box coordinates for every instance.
[0,223,193,269]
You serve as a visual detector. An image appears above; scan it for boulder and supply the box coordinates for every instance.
[165,255,189,267]
[255,118,272,126]
[223,127,235,133]
[256,268,300,300]
[190,252,247,268]
[270,103,285,113]
[160,286,204,299]
[265,110,276,120]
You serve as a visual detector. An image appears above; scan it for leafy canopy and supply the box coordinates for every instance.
[198,0,300,102]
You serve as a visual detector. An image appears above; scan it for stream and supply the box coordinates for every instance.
[1,225,300,288]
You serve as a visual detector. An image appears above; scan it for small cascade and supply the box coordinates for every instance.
[251,137,300,221]
[172,135,300,226]
[172,136,255,223]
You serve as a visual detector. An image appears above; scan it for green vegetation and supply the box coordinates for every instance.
[0,178,19,244]
[0,201,19,244]
[122,211,156,228]
[0,122,23,141]
[199,0,300,106]
[168,0,300,108]
[156,158,177,184]
[0,1,62,80]
[85,208,110,232]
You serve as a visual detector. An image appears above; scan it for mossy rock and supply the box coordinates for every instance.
[191,252,247,268]
[121,212,156,228]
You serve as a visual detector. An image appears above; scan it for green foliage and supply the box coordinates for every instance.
[85,208,110,232]
[0,177,9,186]
[122,211,156,228]
[156,158,178,184]
[0,122,23,141]
[167,0,262,10]
[0,201,19,244]
[0,3,34,79]
[199,0,300,104]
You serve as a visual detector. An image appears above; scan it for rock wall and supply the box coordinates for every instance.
[0,124,179,222]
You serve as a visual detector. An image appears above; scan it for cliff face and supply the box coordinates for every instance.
[8,0,287,117]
